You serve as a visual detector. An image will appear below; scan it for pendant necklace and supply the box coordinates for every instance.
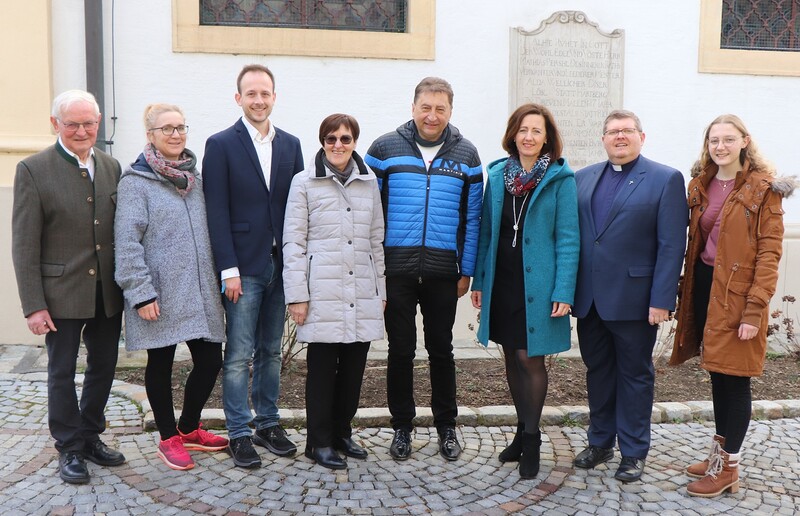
[717,177,734,190]
[511,192,530,248]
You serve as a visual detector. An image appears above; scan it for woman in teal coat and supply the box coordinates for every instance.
[471,103,579,479]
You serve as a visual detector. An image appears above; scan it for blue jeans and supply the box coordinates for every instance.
[222,256,285,439]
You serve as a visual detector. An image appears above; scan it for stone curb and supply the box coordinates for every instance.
[74,376,800,431]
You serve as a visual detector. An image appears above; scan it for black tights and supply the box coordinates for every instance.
[710,372,751,454]
[503,348,547,435]
[145,340,222,440]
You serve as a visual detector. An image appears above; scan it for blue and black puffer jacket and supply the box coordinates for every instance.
[365,121,483,280]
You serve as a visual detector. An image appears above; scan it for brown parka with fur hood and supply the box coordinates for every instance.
[670,161,795,377]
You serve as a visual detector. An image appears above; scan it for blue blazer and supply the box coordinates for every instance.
[202,119,304,276]
[573,155,687,321]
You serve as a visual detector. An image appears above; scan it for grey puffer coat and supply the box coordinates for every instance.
[114,153,225,350]
[283,150,386,344]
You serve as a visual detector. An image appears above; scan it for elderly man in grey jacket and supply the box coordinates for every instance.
[12,89,126,484]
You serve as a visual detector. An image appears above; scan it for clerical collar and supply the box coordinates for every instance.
[608,155,640,174]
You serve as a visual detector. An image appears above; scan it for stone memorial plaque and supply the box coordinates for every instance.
[510,11,624,169]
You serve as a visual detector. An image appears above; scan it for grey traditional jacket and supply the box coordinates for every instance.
[114,154,225,350]
[283,150,386,344]
[13,142,123,319]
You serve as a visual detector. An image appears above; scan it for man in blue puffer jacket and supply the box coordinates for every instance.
[365,77,483,462]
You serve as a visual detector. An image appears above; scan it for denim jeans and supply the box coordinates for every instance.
[222,256,286,439]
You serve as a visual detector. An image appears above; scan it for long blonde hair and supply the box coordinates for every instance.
[698,114,775,176]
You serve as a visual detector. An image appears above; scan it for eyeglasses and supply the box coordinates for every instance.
[149,125,189,136]
[324,135,353,145]
[708,137,741,147]
[58,120,99,133]
[603,128,639,137]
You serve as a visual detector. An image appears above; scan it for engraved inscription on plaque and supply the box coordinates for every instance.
[510,11,624,169]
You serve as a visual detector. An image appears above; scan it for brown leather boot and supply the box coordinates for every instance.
[686,450,740,497]
[686,434,725,478]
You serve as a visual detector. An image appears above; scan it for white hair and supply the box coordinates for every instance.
[51,90,100,119]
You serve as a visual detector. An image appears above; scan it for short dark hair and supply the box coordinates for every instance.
[413,77,454,107]
[603,109,642,134]
[502,103,563,161]
[318,113,360,145]
[237,64,275,93]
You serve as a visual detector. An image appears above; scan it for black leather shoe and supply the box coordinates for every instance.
[83,440,125,466]
[615,456,645,483]
[438,427,461,461]
[574,445,614,469]
[389,429,412,460]
[59,452,90,484]
[253,424,297,457]
[227,435,262,468]
[333,437,368,459]
[305,446,347,470]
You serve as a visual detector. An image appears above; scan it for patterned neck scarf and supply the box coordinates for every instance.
[143,143,197,197]
[503,153,551,197]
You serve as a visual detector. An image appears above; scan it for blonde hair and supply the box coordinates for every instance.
[699,114,775,176]
[143,103,185,131]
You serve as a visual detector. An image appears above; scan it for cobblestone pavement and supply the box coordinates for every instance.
[2,372,799,515]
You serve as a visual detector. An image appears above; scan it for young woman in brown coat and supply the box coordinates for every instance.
[671,114,794,498]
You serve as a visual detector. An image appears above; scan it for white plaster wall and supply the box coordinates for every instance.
[49,0,800,221]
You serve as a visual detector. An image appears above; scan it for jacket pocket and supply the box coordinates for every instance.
[724,280,750,330]
[369,255,379,296]
[231,222,250,233]
[628,265,654,277]
[41,263,65,277]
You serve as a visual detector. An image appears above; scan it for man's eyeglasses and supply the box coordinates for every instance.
[324,135,353,145]
[58,120,99,133]
[149,125,189,136]
[708,137,741,147]
[603,128,639,137]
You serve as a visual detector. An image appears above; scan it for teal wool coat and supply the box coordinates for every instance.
[472,157,579,356]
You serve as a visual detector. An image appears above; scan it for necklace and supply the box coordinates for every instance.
[511,192,530,248]
[716,177,735,190]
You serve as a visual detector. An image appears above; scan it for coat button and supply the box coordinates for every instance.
[94,219,100,225]
[95,244,101,250]
[528,327,534,333]
[88,268,96,276]
[349,271,353,275]
[525,238,530,244]
[81,171,88,178]
[348,240,352,244]
[525,266,531,272]
[346,207,351,212]
[527,296,533,302]
[349,303,354,308]
[87,196,93,203]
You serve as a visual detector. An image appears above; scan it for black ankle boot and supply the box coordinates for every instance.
[498,422,524,463]
[519,430,541,479]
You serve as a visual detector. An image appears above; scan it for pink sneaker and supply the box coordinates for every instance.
[157,435,195,470]
[179,424,229,452]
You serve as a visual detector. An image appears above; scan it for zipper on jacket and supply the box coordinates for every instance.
[722,262,740,309]
[418,169,432,283]
[744,208,753,246]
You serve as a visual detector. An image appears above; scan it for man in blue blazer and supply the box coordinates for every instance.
[572,110,687,482]
[203,64,304,468]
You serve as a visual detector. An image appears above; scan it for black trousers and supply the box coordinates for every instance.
[146,340,223,440]
[45,283,122,453]
[693,260,752,453]
[385,276,458,432]
[305,341,370,448]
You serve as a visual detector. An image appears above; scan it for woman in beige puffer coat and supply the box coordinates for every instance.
[283,114,385,470]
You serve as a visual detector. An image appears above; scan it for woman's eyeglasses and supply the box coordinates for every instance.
[324,135,353,145]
